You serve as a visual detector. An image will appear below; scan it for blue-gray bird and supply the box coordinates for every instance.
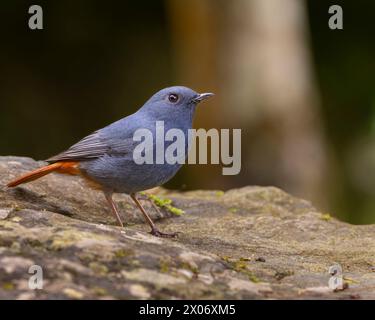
[7,86,214,237]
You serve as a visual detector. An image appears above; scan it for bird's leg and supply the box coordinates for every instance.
[149,198,163,217]
[104,192,124,228]
[139,192,163,217]
[130,193,177,238]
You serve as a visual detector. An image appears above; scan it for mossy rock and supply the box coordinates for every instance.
[0,156,375,299]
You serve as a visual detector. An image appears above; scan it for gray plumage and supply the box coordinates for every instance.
[9,86,214,236]
[47,86,212,194]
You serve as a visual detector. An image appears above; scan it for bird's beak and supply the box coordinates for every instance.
[192,93,215,104]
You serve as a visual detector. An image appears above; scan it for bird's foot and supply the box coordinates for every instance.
[150,228,179,238]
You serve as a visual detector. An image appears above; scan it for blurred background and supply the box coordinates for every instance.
[1,0,374,223]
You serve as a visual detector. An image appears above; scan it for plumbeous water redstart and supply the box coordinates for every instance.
[7,86,214,237]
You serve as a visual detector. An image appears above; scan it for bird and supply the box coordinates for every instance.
[7,86,214,237]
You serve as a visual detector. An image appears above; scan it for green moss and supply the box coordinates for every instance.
[89,262,109,275]
[147,194,185,216]
[168,206,184,216]
[130,259,141,267]
[2,282,14,290]
[229,208,238,213]
[215,191,224,197]
[179,261,199,274]
[221,255,231,263]
[247,274,260,283]
[49,230,110,251]
[50,239,67,251]
[119,202,133,211]
[114,249,134,258]
[78,252,95,263]
[149,194,172,207]
[239,257,251,262]
[320,213,332,221]
[159,257,171,273]
[343,276,359,284]
[221,256,260,283]
[233,260,248,271]
[63,288,84,299]
[10,241,21,252]
[92,287,108,296]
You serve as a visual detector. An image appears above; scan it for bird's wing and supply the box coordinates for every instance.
[47,129,138,163]
[46,114,147,163]
[46,131,109,162]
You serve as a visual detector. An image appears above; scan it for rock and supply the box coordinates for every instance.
[0,156,374,299]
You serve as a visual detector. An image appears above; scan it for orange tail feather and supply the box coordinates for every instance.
[7,161,79,188]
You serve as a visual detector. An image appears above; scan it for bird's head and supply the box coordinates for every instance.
[139,86,214,123]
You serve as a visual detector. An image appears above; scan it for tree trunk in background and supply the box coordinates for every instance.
[166,0,330,208]
[166,0,223,190]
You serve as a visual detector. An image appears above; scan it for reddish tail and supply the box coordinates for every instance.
[7,161,79,188]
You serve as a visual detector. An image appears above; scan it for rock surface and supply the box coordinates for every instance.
[0,156,375,299]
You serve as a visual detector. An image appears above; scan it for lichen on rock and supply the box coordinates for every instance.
[0,156,375,299]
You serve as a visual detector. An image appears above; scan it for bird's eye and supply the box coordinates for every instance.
[168,93,179,104]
